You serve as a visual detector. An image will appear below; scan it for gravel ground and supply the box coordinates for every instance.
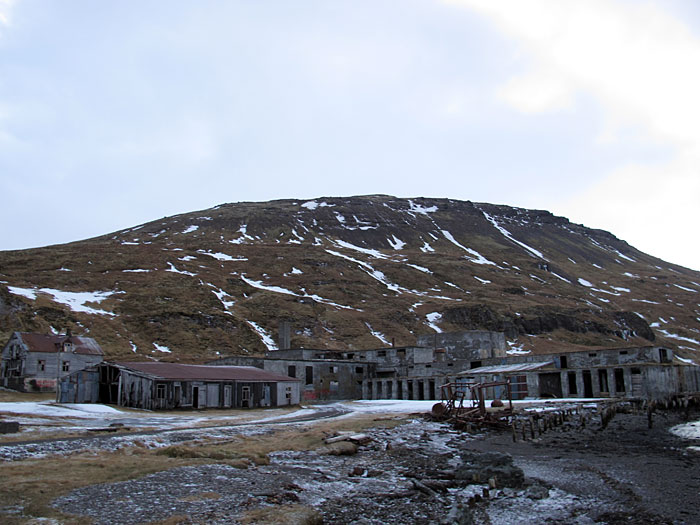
[50,408,700,524]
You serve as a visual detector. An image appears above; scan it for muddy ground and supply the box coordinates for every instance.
[49,406,700,524]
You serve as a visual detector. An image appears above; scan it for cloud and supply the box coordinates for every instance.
[0,0,14,28]
[446,0,700,269]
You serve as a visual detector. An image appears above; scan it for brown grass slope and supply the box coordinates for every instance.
[1,195,699,362]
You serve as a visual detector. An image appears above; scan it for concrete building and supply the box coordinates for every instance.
[212,330,700,402]
[1,332,104,392]
[211,330,508,401]
[460,345,700,401]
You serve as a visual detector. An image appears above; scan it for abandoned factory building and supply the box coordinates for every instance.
[211,330,700,402]
[1,331,104,392]
[59,362,301,410]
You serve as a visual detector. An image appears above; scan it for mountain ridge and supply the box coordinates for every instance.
[1,195,698,363]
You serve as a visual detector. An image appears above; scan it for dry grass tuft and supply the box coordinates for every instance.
[238,504,323,525]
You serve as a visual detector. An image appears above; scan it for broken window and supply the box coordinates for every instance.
[559,355,568,368]
[37,359,45,372]
[355,366,363,374]
[377,350,387,358]
[62,361,70,372]
[288,365,296,378]
[285,386,292,400]
[329,365,338,373]
[242,386,250,401]
[156,384,166,399]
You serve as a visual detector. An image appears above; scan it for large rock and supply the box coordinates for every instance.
[455,450,524,488]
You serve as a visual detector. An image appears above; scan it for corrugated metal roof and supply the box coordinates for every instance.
[15,332,103,356]
[458,361,554,375]
[113,362,300,382]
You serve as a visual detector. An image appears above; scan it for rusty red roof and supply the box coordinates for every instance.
[113,362,299,382]
[13,332,103,356]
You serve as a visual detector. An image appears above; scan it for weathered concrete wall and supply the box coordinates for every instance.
[417,331,507,359]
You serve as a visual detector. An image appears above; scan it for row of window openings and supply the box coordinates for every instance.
[288,365,365,385]
[37,360,70,372]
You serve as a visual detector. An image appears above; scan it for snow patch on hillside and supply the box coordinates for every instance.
[420,241,435,253]
[7,286,119,316]
[198,251,246,262]
[333,240,389,260]
[481,211,545,259]
[674,284,698,293]
[301,200,334,210]
[246,320,278,351]
[441,230,495,265]
[365,323,390,345]
[426,312,443,333]
[578,278,593,287]
[388,235,406,250]
[153,343,172,353]
[408,200,437,215]
[166,262,197,277]
[181,225,199,234]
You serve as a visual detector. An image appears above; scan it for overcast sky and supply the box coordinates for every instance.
[1,0,699,270]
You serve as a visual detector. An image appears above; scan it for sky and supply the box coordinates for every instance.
[1,0,699,270]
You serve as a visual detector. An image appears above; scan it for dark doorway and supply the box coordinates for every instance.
[567,372,578,396]
[305,366,313,385]
[407,380,414,400]
[192,386,199,409]
[582,370,593,397]
[538,373,563,398]
[614,368,625,393]
[429,380,436,400]
[598,369,609,393]
[418,380,425,400]
[288,365,296,378]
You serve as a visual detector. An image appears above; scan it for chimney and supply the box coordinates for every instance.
[278,320,291,350]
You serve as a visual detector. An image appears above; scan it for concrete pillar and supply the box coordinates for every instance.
[576,371,585,399]
[391,379,398,399]
[560,371,569,398]
[362,380,369,400]
[401,379,409,400]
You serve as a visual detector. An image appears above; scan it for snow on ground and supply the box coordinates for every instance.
[420,241,435,253]
[246,320,278,351]
[407,263,431,274]
[550,272,570,283]
[333,239,389,259]
[578,278,593,287]
[123,269,151,273]
[0,402,122,419]
[198,251,246,262]
[670,419,700,441]
[340,400,438,414]
[408,200,437,215]
[301,200,333,210]
[481,211,545,259]
[242,274,357,310]
[229,225,254,244]
[387,235,406,250]
[507,341,531,355]
[656,329,700,346]
[474,276,491,284]
[365,323,391,345]
[153,343,172,353]
[181,225,199,234]
[210,286,235,313]
[426,312,443,333]
[7,286,119,316]
[166,262,197,276]
[674,283,698,293]
[441,230,496,265]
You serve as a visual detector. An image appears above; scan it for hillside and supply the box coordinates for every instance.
[1,195,699,362]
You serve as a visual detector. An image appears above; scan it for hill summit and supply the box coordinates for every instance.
[1,195,699,362]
